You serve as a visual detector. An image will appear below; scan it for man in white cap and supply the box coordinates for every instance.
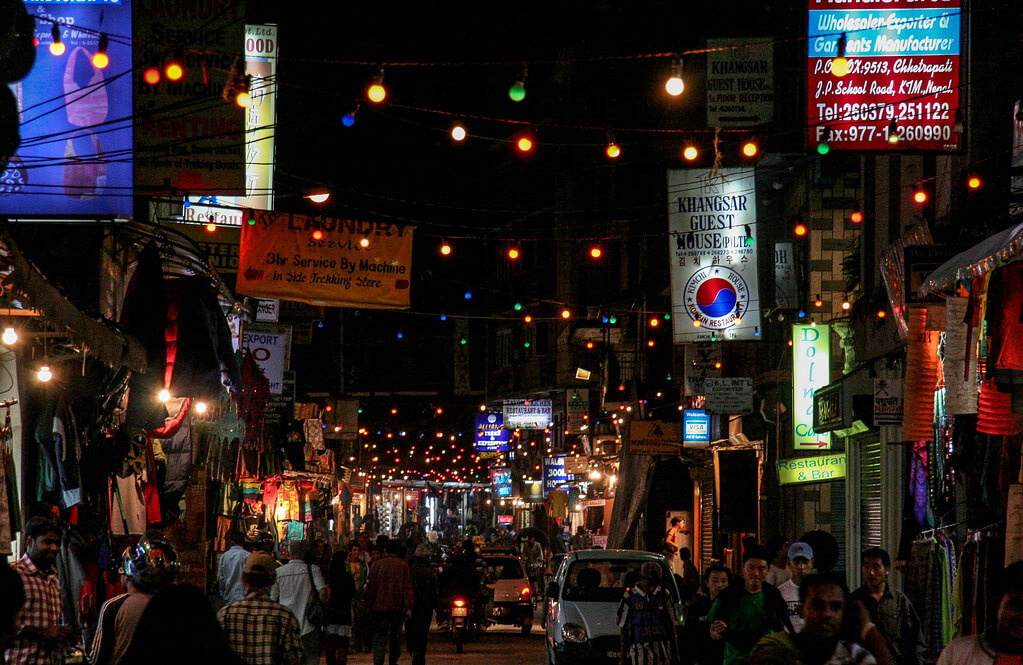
[777,542,814,633]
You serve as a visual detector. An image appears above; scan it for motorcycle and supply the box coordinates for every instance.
[449,596,471,653]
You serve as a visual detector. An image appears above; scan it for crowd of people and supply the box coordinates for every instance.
[620,540,1023,665]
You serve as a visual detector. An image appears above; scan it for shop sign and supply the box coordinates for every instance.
[241,323,291,394]
[793,324,831,450]
[172,223,240,276]
[525,480,544,501]
[177,25,279,223]
[704,378,754,414]
[684,343,722,396]
[543,456,568,496]
[255,299,280,322]
[491,468,513,498]
[873,378,904,426]
[475,413,509,453]
[706,38,774,127]
[683,411,710,446]
[564,455,589,475]
[2,0,133,217]
[264,371,295,428]
[591,535,608,548]
[497,515,514,525]
[777,453,847,485]
[774,243,798,308]
[238,212,414,309]
[503,399,553,430]
[566,389,590,433]
[668,168,762,342]
[812,381,844,433]
[134,0,246,191]
[630,420,683,455]
[807,0,961,152]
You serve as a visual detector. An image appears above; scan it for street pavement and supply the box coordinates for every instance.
[344,623,546,665]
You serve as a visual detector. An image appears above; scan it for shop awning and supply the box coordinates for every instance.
[918,221,1023,295]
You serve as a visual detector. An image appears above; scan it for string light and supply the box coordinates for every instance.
[508,67,527,102]
[312,230,324,240]
[367,69,387,103]
[342,104,359,127]
[507,247,520,260]
[359,237,370,248]
[887,119,899,144]
[832,33,849,77]
[92,34,109,68]
[794,221,808,237]
[195,401,208,414]
[37,366,52,382]
[451,123,467,141]
[158,389,171,402]
[968,175,982,190]
[49,25,64,56]
[306,191,330,203]
[561,309,571,319]
[165,59,184,82]
[851,211,864,223]
[683,145,698,161]
[913,189,928,204]
[742,141,758,158]
[589,245,603,259]
[1,328,16,345]
[205,223,216,232]
[516,135,534,153]
[665,58,684,96]
[439,241,452,255]
[143,68,161,85]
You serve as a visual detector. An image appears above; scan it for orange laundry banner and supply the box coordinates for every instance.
[237,211,414,309]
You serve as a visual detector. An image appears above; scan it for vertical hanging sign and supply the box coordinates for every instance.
[793,324,831,450]
[668,168,761,342]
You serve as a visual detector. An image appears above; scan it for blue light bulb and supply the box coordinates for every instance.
[464,291,472,300]
[342,113,356,127]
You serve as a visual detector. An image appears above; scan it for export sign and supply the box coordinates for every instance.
[778,453,847,485]
[241,324,291,394]
[503,399,553,430]
[808,0,961,151]
[1,0,133,216]
[237,211,414,309]
[668,168,761,342]
[793,325,831,450]
[475,413,509,454]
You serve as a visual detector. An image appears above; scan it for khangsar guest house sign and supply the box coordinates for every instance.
[807,0,961,151]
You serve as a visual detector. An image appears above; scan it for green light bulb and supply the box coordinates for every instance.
[524,342,531,348]
[508,82,526,102]
[246,217,256,226]
[609,317,617,324]
[514,303,523,311]
[460,338,467,345]
[664,314,671,320]
[817,142,831,155]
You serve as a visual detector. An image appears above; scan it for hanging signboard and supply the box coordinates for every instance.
[454,319,470,395]
[793,324,831,450]
[630,421,683,455]
[706,38,774,127]
[774,242,799,308]
[2,0,133,217]
[241,323,291,394]
[684,343,722,396]
[566,388,590,433]
[503,399,553,430]
[704,378,754,415]
[475,413,509,455]
[807,0,961,151]
[668,168,762,342]
[564,455,588,475]
[237,212,414,309]
[491,468,513,498]
[178,24,279,223]
[778,453,847,485]
[873,378,904,426]
[543,455,568,496]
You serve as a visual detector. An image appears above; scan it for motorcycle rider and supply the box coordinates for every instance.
[439,541,484,626]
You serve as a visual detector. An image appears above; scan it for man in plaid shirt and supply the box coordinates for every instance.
[5,518,73,665]
[218,552,303,665]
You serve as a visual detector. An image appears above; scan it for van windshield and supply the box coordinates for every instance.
[562,559,678,603]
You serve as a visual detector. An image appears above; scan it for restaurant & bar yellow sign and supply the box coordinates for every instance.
[238,211,413,309]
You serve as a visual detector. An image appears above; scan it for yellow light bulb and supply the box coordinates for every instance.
[742,142,758,157]
[235,92,251,107]
[49,41,65,56]
[683,146,698,161]
[367,83,386,103]
[832,57,849,77]
[92,51,109,69]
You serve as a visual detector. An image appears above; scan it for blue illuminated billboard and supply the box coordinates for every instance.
[1,0,132,216]
[476,412,509,453]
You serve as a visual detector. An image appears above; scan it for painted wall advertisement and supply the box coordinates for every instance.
[237,211,414,309]
[807,0,961,151]
[179,24,279,224]
[503,399,553,430]
[668,168,761,342]
[241,323,291,394]
[2,0,133,216]
[706,38,774,128]
[475,412,509,456]
[793,324,831,450]
[133,0,246,192]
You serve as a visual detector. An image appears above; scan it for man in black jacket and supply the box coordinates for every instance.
[706,547,793,665]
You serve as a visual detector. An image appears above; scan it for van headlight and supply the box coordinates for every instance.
[562,623,587,643]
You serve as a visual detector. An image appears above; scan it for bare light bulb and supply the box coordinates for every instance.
[195,401,208,414]
[1,328,16,345]
[158,389,171,402]
[37,366,52,382]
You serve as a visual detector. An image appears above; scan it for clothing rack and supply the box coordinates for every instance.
[918,521,965,539]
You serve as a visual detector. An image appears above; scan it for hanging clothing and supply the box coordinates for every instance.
[109,474,147,536]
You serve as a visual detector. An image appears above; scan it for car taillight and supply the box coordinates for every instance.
[520,587,531,597]
[453,598,466,608]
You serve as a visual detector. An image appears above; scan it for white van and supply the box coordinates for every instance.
[544,550,681,665]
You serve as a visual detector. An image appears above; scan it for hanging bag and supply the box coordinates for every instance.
[304,563,325,628]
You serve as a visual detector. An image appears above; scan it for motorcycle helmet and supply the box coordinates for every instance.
[122,535,179,592]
